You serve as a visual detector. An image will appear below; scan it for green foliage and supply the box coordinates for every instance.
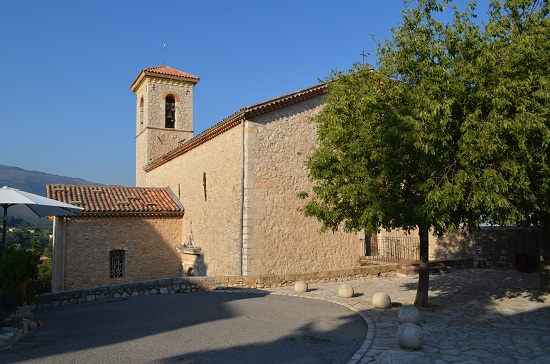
[456,0,550,227]
[302,0,484,236]
[5,221,52,254]
[28,257,52,296]
[0,244,39,297]
[302,0,550,235]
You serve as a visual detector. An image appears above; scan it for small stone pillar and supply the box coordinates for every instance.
[179,247,202,277]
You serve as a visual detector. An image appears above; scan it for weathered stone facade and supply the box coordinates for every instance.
[144,126,244,276]
[136,70,364,277]
[243,97,362,275]
[52,215,183,291]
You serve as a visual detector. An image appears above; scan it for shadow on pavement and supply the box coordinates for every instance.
[2,292,368,364]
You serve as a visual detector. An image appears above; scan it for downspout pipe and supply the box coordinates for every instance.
[238,117,245,276]
[61,217,66,291]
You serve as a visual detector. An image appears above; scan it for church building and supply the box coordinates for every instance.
[131,65,364,277]
[48,65,366,291]
[51,65,514,292]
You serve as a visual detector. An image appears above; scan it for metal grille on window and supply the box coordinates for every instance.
[110,250,125,278]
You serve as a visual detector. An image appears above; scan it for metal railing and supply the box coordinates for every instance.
[366,236,420,263]
[0,293,17,323]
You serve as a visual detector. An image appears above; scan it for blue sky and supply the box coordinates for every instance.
[0,0,491,187]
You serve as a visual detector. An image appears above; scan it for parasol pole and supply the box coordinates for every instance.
[1,204,8,258]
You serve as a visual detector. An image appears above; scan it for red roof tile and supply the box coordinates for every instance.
[46,185,184,216]
[130,65,200,92]
[143,65,200,80]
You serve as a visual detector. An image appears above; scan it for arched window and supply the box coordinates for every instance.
[139,98,144,125]
[165,95,175,128]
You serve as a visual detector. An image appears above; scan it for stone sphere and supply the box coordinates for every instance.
[372,292,392,308]
[398,305,421,324]
[294,280,308,293]
[396,323,424,349]
[338,283,354,298]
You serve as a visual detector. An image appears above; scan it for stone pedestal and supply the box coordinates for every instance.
[179,247,202,277]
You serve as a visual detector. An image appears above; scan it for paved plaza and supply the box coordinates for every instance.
[266,268,550,363]
[2,268,549,363]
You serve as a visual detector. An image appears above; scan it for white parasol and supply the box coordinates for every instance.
[0,186,83,257]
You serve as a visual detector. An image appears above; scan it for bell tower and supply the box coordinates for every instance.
[131,66,200,186]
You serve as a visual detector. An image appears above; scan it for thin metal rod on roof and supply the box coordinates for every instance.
[360,50,369,65]
[164,44,166,65]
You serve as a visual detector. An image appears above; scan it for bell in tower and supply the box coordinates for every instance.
[165,95,176,128]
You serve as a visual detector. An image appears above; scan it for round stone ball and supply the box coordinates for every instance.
[338,283,354,298]
[294,280,308,293]
[372,292,392,309]
[398,305,421,324]
[396,323,424,349]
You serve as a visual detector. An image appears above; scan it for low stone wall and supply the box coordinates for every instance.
[473,227,539,271]
[430,226,540,272]
[30,263,398,311]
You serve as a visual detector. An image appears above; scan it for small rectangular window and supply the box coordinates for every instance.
[110,250,125,278]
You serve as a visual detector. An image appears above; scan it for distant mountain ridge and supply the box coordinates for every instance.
[0,164,102,196]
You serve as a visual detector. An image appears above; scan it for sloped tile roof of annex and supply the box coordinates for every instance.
[46,184,184,216]
[130,65,200,92]
[144,83,327,171]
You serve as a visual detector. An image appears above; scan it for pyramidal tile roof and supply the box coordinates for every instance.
[46,184,184,216]
[143,65,200,80]
[130,65,200,91]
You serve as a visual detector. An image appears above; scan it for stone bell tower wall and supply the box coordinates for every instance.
[134,75,196,186]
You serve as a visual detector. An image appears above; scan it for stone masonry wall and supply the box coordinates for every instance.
[376,226,538,272]
[244,96,363,275]
[428,227,538,270]
[472,227,539,270]
[31,263,398,311]
[53,216,184,291]
[135,77,195,185]
[143,127,243,276]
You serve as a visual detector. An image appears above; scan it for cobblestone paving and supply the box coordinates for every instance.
[266,268,550,364]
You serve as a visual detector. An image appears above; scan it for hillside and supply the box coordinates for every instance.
[0,164,102,196]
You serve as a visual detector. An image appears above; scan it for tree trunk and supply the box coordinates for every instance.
[539,215,550,292]
[414,225,430,307]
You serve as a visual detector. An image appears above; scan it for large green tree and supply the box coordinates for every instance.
[301,0,550,306]
[454,0,550,289]
[301,0,483,306]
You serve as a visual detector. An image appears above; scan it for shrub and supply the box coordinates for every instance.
[28,257,52,296]
[0,244,39,297]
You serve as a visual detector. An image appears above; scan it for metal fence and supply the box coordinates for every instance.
[0,294,17,323]
[366,236,420,263]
